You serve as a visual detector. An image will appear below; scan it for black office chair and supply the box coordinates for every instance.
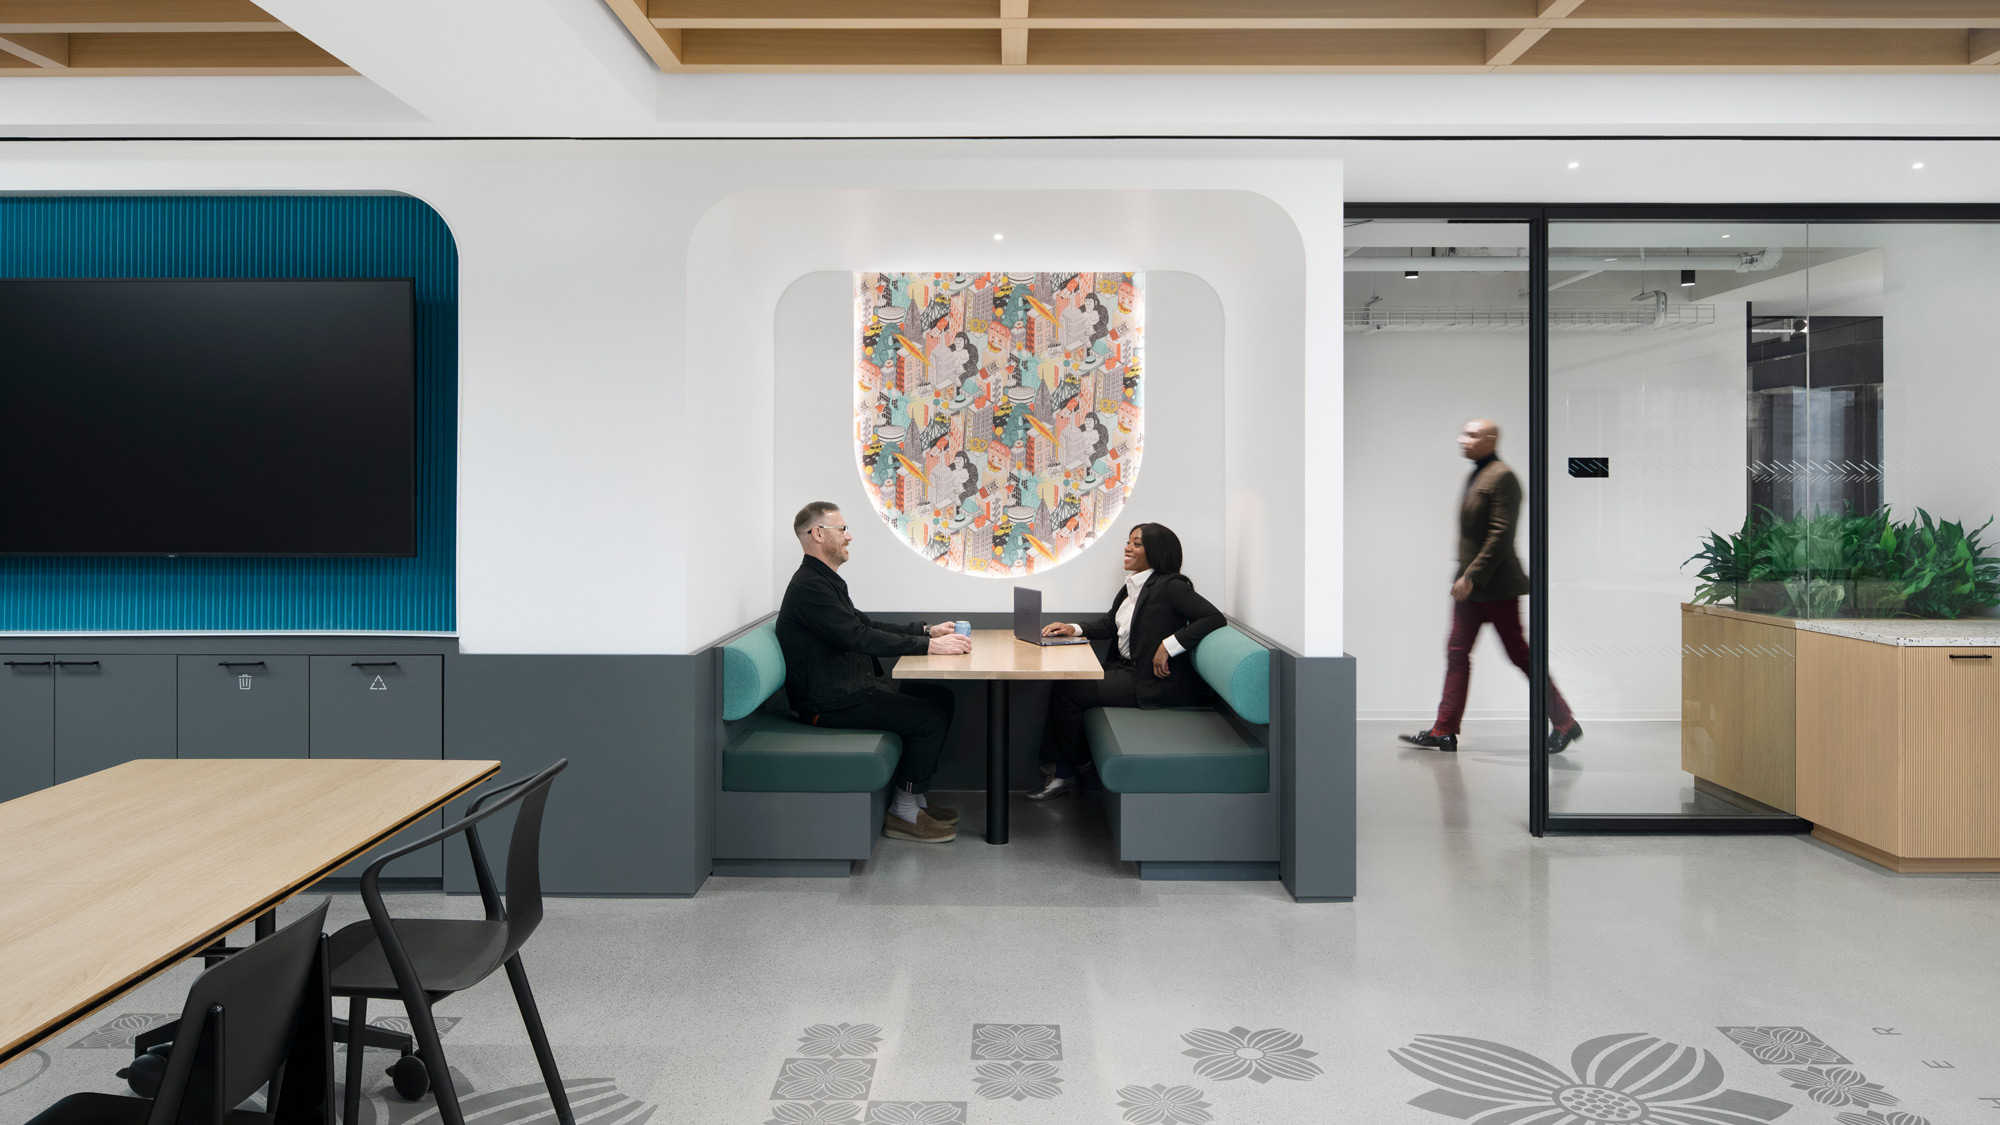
[30,897,334,1125]
[328,759,573,1125]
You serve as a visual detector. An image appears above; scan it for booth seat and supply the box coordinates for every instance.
[1083,626,1280,880]
[712,620,898,877]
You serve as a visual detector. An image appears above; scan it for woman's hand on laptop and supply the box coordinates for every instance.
[1042,623,1081,638]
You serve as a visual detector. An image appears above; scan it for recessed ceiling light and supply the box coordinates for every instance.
[1680,269,1697,287]
[1568,162,1580,169]
[1912,162,1926,170]
[994,233,1005,240]
[1721,234,1732,238]
[1604,257,1616,262]
[1404,269,1420,280]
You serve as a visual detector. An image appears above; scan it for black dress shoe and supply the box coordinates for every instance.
[1399,730,1458,753]
[1547,722,1584,754]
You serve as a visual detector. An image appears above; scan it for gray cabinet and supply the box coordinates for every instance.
[1,656,55,803]
[53,656,177,783]
[312,655,443,877]
[177,656,308,759]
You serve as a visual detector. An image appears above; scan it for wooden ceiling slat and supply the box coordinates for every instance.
[1570,0,2000,21]
[1028,28,1487,66]
[1519,27,1971,66]
[0,0,281,33]
[679,28,1001,66]
[627,0,2000,71]
[59,31,346,71]
[0,30,68,66]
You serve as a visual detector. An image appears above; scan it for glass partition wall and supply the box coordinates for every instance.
[1354,205,2000,836]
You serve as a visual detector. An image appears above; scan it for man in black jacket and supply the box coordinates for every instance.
[777,501,972,843]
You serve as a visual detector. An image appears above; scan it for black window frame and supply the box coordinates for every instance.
[1346,202,2000,837]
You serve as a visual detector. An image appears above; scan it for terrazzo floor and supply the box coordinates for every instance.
[3,718,1995,1124]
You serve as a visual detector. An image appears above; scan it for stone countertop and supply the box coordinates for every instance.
[1795,618,2000,647]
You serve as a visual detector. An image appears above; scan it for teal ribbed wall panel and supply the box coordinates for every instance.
[0,196,456,632]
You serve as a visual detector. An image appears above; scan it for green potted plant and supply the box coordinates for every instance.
[1687,507,2000,619]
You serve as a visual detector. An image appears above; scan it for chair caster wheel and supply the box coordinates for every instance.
[119,1045,172,1098]
[387,1054,430,1100]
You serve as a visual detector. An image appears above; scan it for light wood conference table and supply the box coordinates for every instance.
[0,757,500,1066]
[894,629,1101,844]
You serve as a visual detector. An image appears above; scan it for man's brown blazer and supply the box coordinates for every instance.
[1458,457,1531,601]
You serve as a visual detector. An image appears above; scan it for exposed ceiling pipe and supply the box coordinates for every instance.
[1546,268,1605,292]
[1345,252,1780,273]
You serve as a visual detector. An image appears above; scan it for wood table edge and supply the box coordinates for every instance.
[0,759,501,1066]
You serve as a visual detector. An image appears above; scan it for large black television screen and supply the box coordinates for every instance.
[0,278,416,556]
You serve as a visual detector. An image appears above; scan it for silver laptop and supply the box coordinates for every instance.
[1014,587,1090,646]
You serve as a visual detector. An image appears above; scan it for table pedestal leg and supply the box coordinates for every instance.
[986,680,1009,844]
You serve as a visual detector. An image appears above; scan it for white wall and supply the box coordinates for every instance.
[684,172,1342,656]
[772,270,1225,618]
[0,139,1341,655]
[1842,226,2000,537]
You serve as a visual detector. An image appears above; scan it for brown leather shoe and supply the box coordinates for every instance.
[919,799,958,824]
[883,808,956,842]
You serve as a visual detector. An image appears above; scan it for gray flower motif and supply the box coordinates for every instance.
[1719,1026,1849,1066]
[773,1058,876,1101]
[972,1023,1062,1061]
[1392,1032,1794,1125]
[1117,1083,1214,1124]
[972,1061,1063,1101]
[799,1023,885,1057]
[1837,1113,1929,1125]
[767,1102,863,1125]
[1182,1026,1322,1084]
[1779,1066,1898,1108]
[865,1103,966,1124]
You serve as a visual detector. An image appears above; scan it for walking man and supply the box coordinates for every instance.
[1401,420,1583,755]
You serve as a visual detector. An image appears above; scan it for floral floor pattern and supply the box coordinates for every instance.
[0,1009,1979,1125]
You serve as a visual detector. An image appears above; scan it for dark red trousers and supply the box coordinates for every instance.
[1431,597,1575,737]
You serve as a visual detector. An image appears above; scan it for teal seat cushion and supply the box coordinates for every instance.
[722,714,902,793]
[1193,626,1270,724]
[722,621,787,721]
[1082,706,1268,794]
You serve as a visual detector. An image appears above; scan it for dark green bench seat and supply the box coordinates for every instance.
[721,715,900,793]
[1082,625,1277,879]
[1083,707,1267,794]
[713,620,900,877]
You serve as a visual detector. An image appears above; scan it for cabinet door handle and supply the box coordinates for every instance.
[54,660,100,668]
[217,661,268,668]
[4,660,51,667]
[351,661,399,668]
[1948,653,1994,660]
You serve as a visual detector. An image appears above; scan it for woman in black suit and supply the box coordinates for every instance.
[1027,522,1226,800]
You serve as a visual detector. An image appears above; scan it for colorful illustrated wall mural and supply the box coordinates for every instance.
[854,271,1144,576]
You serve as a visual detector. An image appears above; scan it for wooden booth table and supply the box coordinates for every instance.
[893,629,1101,844]
[0,757,499,1064]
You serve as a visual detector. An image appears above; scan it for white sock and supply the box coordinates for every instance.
[916,792,929,808]
[891,787,920,822]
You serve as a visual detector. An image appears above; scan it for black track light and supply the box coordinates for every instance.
[1404,269,1420,280]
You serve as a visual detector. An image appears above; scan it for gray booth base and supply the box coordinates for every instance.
[1138,861,1280,881]
[712,787,889,873]
[1107,790,1281,864]
[713,859,855,878]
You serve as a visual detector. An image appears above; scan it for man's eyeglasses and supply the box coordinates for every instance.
[813,524,849,535]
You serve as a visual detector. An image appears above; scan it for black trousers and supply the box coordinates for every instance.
[808,682,957,793]
[1038,662,1140,771]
